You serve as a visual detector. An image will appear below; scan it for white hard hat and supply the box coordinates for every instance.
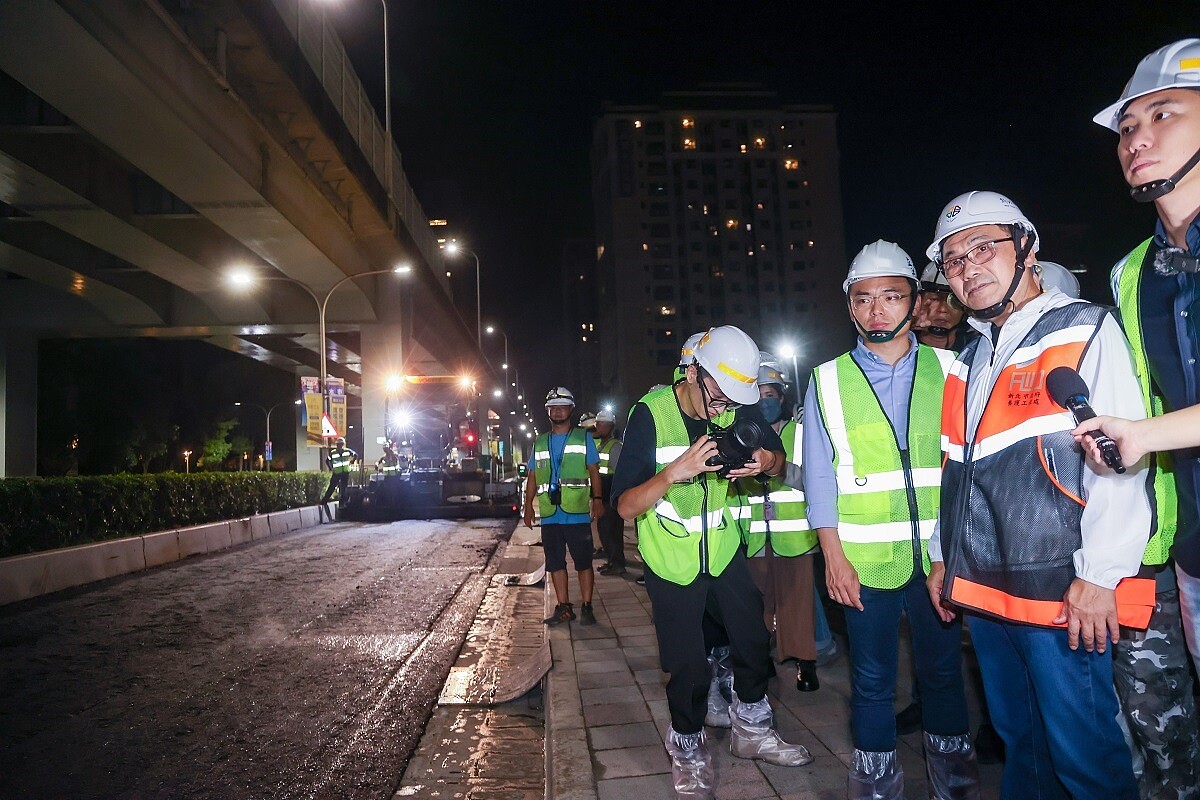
[678,331,706,367]
[1094,39,1200,131]
[692,326,761,406]
[920,261,951,293]
[545,387,575,407]
[1034,261,1081,299]
[843,240,917,293]
[926,191,1039,262]
[594,409,616,424]
[757,351,789,387]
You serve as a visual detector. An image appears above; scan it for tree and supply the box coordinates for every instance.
[200,419,238,470]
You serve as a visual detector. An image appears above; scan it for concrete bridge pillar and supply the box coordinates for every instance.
[0,331,37,477]
[359,323,405,467]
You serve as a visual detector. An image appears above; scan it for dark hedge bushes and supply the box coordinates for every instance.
[0,472,326,558]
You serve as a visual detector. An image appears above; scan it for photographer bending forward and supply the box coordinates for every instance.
[612,325,812,800]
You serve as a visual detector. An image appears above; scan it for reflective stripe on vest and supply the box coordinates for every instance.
[634,385,739,585]
[330,448,353,474]
[940,302,1155,629]
[738,420,816,557]
[598,438,619,475]
[814,345,952,589]
[1114,239,1178,566]
[533,429,591,515]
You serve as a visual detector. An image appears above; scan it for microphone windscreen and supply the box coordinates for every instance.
[1046,366,1089,408]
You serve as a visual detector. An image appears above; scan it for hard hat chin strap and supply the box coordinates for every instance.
[1131,144,1200,203]
[970,227,1033,320]
[849,285,916,344]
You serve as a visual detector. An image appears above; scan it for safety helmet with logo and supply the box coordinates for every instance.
[678,330,706,367]
[1033,261,1081,299]
[843,240,919,343]
[595,409,616,424]
[691,326,761,406]
[756,352,789,388]
[1093,39,1200,202]
[544,387,575,407]
[927,191,1040,321]
[920,261,951,294]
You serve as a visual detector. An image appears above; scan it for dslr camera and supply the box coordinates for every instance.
[703,417,766,478]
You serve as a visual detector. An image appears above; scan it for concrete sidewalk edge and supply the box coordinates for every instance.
[545,582,600,800]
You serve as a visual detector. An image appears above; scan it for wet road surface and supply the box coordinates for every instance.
[0,518,514,800]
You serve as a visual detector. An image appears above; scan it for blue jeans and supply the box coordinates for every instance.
[842,572,969,751]
[967,614,1138,800]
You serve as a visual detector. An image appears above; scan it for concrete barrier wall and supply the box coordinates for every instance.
[0,503,333,606]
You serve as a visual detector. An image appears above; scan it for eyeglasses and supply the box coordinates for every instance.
[940,237,1014,279]
[850,292,912,310]
[701,376,740,413]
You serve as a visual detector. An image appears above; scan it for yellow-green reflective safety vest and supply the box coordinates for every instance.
[533,429,591,517]
[381,461,399,476]
[813,345,952,590]
[635,385,739,586]
[738,420,815,557]
[330,448,353,474]
[1113,238,1178,566]
[598,438,619,475]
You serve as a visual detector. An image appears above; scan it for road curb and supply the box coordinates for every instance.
[0,502,335,606]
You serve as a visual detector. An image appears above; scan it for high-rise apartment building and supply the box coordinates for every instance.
[590,89,847,408]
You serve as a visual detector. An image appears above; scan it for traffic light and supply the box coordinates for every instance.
[464,431,476,445]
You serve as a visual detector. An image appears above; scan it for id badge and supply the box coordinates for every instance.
[763,498,776,521]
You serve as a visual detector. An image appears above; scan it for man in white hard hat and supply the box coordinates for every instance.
[925,191,1153,800]
[524,387,603,626]
[803,240,973,799]
[674,330,707,383]
[1090,39,1200,798]
[913,262,974,351]
[592,408,627,576]
[611,325,811,799]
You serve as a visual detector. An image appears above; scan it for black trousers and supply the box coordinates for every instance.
[644,549,771,734]
[598,504,626,567]
[321,472,349,505]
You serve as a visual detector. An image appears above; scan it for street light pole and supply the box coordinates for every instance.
[445,243,481,348]
[485,325,509,386]
[379,0,391,199]
[236,400,302,469]
[228,265,411,457]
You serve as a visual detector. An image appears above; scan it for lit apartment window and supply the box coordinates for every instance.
[739,144,748,153]
[581,324,587,330]
[802,180,810,187]
[683,138,697,150]
[589,323,595,331]
[745,223,753,232]
[682,117,694,128]
[784,159,799,170]
[642,243,650,251]
[582,336,588,342]
[807,240,816,248]
[725,219,738,229]
[634,119,643,128]
[756,202,765,210]
[702,204,709,215]
[753,137,766,149]
[660,305,676,316]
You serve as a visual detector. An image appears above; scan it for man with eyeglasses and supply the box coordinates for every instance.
[924,190,1152,800]
[802,240,972,799]
[1083,40,1200,800]
[612,325,811,799]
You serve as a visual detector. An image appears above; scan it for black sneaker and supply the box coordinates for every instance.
[543,603,575,625]
[579,603,596,625]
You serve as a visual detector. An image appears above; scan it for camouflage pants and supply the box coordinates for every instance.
[1114,588,1200,800]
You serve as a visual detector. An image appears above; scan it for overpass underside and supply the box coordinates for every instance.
[0,0,489,474]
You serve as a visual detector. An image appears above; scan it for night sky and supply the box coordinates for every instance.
[324,2,1194,397]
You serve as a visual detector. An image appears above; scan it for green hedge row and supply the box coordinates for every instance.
[0,472,328,558]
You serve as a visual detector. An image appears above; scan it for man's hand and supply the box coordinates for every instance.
[926,561,957,623]
[590,498,605,520]
[662,435,722,483]
[825,548,864,611]
[727,448,778,479]
[522,506,535,529]
[1052,578,1119,653]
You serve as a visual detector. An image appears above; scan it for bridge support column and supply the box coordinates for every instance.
[359,323,404,466]
[0,331,37,476]
[294,366,321,472]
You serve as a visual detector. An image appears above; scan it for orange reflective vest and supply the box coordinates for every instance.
[940,302,1154,629]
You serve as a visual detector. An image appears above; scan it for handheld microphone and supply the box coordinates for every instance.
[1045,367,1126,474]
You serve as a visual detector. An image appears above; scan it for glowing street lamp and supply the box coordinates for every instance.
[226,263,411,453]
[234,399,302,469]
[445,242,482,347]
[777,342,800,389]
[182,449,192,474]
